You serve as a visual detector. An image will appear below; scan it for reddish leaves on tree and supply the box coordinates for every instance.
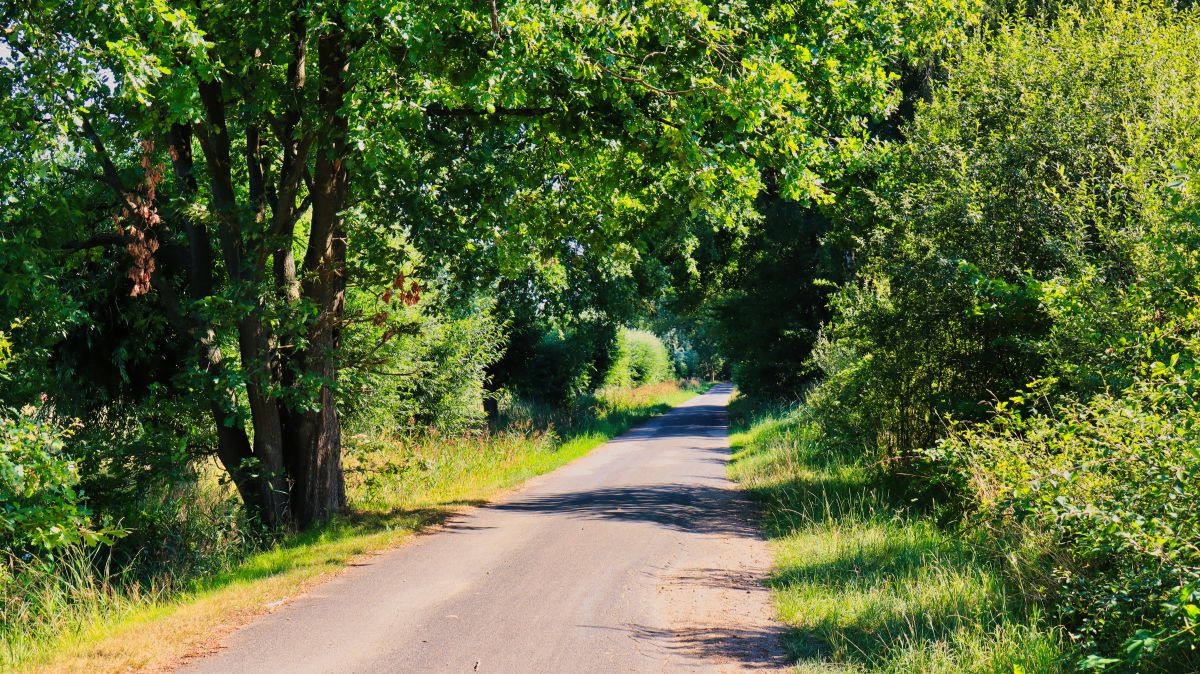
[390,272,421,306]
[115,141,165,297]
[371,273,421,330]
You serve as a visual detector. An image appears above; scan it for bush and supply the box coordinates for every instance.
[604,329,674,388]
[931,173,1200,671]
[801,5,1200,671]
[493,319,620,407]
[340,293,505,434]
[0,416,120,554]
[938,372,1200,671]
[661,329,700,381]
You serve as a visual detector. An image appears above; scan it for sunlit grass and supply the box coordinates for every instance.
[728,402,1066,674]
[4,381,705,673]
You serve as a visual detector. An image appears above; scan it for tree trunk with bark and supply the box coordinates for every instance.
[285,24,351,527]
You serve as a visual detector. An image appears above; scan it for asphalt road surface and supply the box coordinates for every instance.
[180,384,787,673]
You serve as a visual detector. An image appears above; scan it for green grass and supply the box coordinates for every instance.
[3,381,706,673]
[728,403,1067,674]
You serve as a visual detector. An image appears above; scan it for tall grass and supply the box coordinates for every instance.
[2,381,705,672]
[728,400,1066,673]
[1,549,149,666]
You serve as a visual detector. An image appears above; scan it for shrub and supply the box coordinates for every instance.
[930,172,1200,671]
[604,329,674,388]
[658,327,701,381]
[0,416,120,554]
[494,319,620,406]
[938,372,1200,671]
[339,294,505,434]
[803,6,1200,670]
[813,1,1200,463]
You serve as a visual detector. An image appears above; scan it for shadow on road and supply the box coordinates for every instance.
[629,624,792,670]
[489,483,761,538]
[579,623,791,671]
[489,386,757,537]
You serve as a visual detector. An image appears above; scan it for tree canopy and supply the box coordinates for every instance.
[0,0,972,526]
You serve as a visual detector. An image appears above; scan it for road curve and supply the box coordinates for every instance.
[179,384,787,673]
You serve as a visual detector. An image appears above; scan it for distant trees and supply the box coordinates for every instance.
[707,197,841,399]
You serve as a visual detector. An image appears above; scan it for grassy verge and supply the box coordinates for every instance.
[5,381,705,673]
[728,401,1066,674]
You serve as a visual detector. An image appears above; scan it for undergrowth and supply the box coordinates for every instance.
[728,399,1067,673]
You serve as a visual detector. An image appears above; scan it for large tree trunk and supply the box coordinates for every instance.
[164,123,276,522]
[286,24,351,527]
[194,79,291,527]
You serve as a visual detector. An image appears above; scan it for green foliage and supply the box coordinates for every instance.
[0,0,980,544]
[491,314,620,407]
[708,199,843,399]
[938,374,1200,670]
[0,0,975,531]
[729,404,1066,673]
[0,416,121,553]
[787,4,1200,672]
[928,168,1200,670]
[645,304,728,381]
[658,327,703,381]
[812,0,1200,460]
[340,291,505,434]
[604,328,674,388]
[0,0,986,664]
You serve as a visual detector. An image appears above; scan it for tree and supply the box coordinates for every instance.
[0,0,971,527]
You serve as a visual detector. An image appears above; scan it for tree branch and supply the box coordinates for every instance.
[489,0,502,37]
[165,122,215,299]
[270,9,311,304]
[592,61,719,96]
[78,114,135,201]
[194,77,248,284]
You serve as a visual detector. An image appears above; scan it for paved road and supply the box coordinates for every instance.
[180,384,787,673]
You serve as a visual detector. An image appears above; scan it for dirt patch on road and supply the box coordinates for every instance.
[653,494,790,672]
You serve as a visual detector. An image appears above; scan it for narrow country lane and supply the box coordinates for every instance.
[178,384,787,673]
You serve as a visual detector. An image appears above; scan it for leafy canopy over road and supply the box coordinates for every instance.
[0,0,973,526]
